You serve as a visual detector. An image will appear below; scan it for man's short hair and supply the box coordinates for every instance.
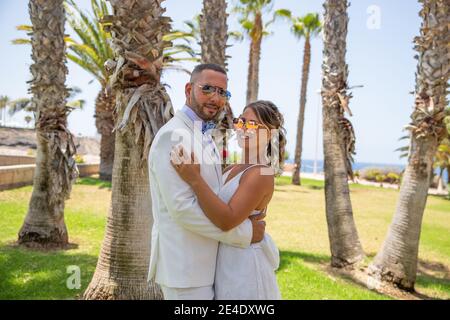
[190,63,227,83]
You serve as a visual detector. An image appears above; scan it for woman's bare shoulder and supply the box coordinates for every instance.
[241,165,275,189]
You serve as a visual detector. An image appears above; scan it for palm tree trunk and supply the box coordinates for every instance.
[246,12,262,105]
[18,0,77,248]
[292,37,311,185]
[200,0,232,170]
[369,0,448,291]
[200,0,228,68]
[369,139,438,290]
[83,128,161,299]
[95,89,115,181]
[99,132,115,181]
[321,0,364,268]
[83,0,173,300]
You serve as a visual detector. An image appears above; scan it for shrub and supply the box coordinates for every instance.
[361,167,403,184]
[375,174,386,185]
[386,172,400,184]
[74,154,85,164]
[26,149,35,157]
[361,169,382,182]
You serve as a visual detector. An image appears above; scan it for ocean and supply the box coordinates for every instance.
[287,159,449,182]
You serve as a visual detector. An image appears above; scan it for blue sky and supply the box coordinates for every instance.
[0,0,422,165]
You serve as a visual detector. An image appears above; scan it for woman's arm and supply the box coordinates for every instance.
[170,145,273,231]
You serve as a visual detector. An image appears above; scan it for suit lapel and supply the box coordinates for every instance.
[175,111,222,185]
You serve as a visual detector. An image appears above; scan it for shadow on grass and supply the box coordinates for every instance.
[278,250,329,271]
[416,274,450,297]
[415,260,450,299]
[355,252,448,300]
[0,244,98,299]
[418,259,450,278]
[277,250,390,299]
[307,185,324,190]
[76,176,111,189]
[279,250,448,300]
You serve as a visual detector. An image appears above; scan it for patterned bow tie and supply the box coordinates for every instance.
[202,120,216,134]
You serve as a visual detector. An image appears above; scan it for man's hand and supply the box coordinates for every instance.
[250,218,265,243]
[250,207,267,221]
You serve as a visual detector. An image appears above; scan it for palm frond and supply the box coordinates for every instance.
[398,135,410,141]
[165,57,200,63]
[12,24,33,45]
[68,86,83,99]
[165,44,198,57]
[8,98,32,115]
[164,31,197,44]
[274,9,292,19]
[16,24,33,32]
[229,31,244,42]
[240,19,254,32]
[66,38,105,75]
[67,53,103,83]
[163,64,193,75]
[65,0,110,62]
[11,38,31,45]
[0,96,10,109]
[290,13,322,39]
[66,99,86,110]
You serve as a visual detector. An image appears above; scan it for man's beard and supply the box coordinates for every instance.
[190,91,221,121]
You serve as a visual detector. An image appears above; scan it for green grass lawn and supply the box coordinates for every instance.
[0,176,448,300]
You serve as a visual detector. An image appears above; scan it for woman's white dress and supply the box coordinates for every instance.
[214,165,281,300]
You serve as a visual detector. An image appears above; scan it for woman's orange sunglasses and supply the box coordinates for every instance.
[233,117,267,130]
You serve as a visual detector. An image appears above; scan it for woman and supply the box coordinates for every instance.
[170,100,286,300]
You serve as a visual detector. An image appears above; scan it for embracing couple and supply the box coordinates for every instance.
[147,63,286,300]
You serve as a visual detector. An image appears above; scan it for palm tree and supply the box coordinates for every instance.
[200,0,228,67]
[369,0,449,291]
[14,0,197,181]
[233,0,290,104]
[0,95,10,125]
[396,107,450,191]
[289,13,322,185]
[0,96,10,110]
[24,115,33,128]
[83,0,173,300]
[1,88,84,118]
[200,0,235,167]
[18,0,77,248]
[13,0,115,180]
[65,0,115,181]
[177,13,242,65]
[321,0,364,268]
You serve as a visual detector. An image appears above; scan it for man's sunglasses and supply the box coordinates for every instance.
[233,117,266,130]
[197,84,231,100]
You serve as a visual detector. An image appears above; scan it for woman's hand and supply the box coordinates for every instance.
[170,144,201,185]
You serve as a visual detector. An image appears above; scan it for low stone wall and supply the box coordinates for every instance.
[0,164,35,191]
[0,163,99,191]
[0,155,36,166]
[78,164,100,177]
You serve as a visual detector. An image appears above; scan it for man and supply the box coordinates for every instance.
[147,63,266,300]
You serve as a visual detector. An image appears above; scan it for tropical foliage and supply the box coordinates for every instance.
[232,0,290,104]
